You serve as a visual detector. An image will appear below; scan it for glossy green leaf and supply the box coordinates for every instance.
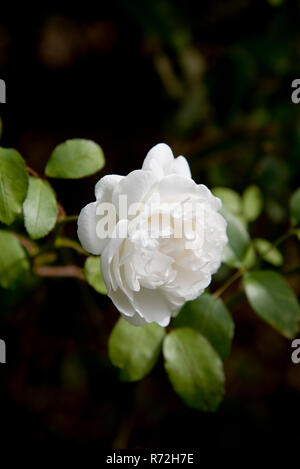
[173,293,234,360]
[243,270,300,338]
[109,318,165,381]
[163,328,225,411]
[45,139,105,179]
[0,147,28,225]
[23,177,58,239]
[84,256,107,294]
[242,185,263,222]
[290,187,300,225]
[221,207,250,263]
[253,238,283,266]
[212,187,242,215]
[0,230,30,288]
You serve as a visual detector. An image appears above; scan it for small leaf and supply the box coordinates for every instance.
[173,293,234,360]
[221,207,250,263]
[45,139,105,179]
[242,243,257,269]
[223,243,257,269]
[23,177,58,240]
[253,238,283,266]
[236,214,248,230]
[242,185,263,222]
[163,328,225,411]
[212,187,242,215]
[0,147,28,225]
[0,230,30,288]
[109,318,165,381]
[222,244,240,268]
[243,270,300,338]
[84,256,107,294]
[290,187,300,226]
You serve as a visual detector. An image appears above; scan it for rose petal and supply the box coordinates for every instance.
[171,155,191,178]
[142,143,174,177]
[77,202,107,255]
[157,174,200,201]
[112,169,158,219]
[132,288,174,327]
[123,312,148,326]
[95,174,124,201]
[109,287,136,317]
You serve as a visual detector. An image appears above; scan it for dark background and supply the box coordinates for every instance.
[0,0,300,454]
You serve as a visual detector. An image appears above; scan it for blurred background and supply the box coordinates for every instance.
[0,0,300,453]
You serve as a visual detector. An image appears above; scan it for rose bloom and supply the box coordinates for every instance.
[78,144,227,327]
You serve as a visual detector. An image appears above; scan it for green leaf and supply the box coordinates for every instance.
[84,256,107,294]
[0,230,30,288]
[242,185,263,222]
[0,147,28,225]
[290,187,300,226]
[236,214,248,230]
[221,207,250,264]
[212,187,242,215]
[23,177,58,240]
[242,243,257,269]
[45,139,105,179]
[173,293,234,360]
[108,318,165,381]
[243,270,300,338]
[253,238,283,266]
[163,328,225,411]
[223,243,257,269]
[222,244,240,268]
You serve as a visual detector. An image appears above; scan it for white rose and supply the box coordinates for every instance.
[78,143,227,327]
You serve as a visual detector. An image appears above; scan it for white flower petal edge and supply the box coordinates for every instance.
[77,202,103,255]
[78,143,228,327]
[142,143,191,179]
